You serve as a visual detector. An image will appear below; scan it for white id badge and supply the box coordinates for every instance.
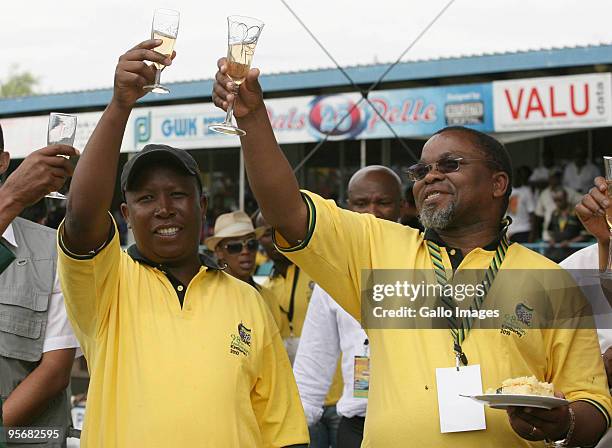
[435,365,486,433]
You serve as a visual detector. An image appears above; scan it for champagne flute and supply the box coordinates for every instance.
[209,15,264,136]
[46,113,77,200]
[602,156,612,278]
[143,8,180,94]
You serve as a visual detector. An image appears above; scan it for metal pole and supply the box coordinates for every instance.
[239,148,245,211]
[382,139,391,166]
[360,140,366,168]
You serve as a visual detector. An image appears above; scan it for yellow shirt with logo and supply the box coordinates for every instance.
[264,264,314,339]
[57,222,308,448]
[264,265,343,407]
[275,191,612,447]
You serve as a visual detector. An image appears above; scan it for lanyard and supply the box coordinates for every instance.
[287,265,300,325]
[278,265,301,334]
[425,230,510,369]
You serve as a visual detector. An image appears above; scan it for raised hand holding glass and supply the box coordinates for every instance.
[46,113,77,200]
[143,9,180,94]
[209,15,264,136]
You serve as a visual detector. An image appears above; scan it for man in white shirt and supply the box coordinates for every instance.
[562,176,612,447]
[507,166,536,243]
[563,147,601,194]
[528,148,559,192]
[293,165,404,448]
[535,168,582,241]
[0,125,81,447]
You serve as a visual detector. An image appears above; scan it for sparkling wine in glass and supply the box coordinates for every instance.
[143,8,179,94]
[209,15,264,136]
[46,113,77,200]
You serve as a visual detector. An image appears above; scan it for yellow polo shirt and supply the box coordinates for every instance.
[57,222,308,448]
[264,266,343,407]
[275,191,612,447]
[264,264,314,339]
[258,283,283,331]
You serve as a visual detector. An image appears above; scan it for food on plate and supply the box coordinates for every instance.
[486,376,554,397]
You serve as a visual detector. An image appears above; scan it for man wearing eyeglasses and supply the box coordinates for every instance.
[212,61,611,447]
[206,210,283,330]
[55,41,309,448]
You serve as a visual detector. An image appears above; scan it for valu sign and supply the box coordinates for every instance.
[493,73,612,131]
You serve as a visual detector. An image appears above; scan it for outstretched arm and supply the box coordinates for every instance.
[212,59,307,245]
[575,176,612,306]
[63,39,172,254]
[0,145,77,235]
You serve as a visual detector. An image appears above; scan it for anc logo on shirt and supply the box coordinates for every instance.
[500,302,534,338]
[515,303,534,326]
[230,322,252,357]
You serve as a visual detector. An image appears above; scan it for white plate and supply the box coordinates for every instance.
[460,394,569,410]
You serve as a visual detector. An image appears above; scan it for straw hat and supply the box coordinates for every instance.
[205,210,265,251]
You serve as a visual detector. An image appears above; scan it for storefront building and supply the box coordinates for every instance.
[1,44,611,229]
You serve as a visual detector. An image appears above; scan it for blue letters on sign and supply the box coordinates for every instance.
[161,118,198,137]
[134,113,152,145]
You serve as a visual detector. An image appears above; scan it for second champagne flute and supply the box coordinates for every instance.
[143,8,180,94]
[46,112,77,200]
[209,15,264,136]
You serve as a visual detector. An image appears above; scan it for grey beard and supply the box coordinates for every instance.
[419,201,456,230]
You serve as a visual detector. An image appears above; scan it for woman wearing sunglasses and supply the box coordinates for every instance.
[206,211,283,329]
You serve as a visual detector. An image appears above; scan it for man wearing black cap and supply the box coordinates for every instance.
[57,40,308,448]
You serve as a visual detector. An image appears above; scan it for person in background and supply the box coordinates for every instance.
[294,165,404,448]
[0,123,81,447]
[561,176,612,446]
[507,165,536,243]
[545,188,588,262]
[563,146,601,194]
[528,147,559,192]
[256,211,343,448]
[534,168,582,241]
[206,210,283,330]
[399,182,423,230]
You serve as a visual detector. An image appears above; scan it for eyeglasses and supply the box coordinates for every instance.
[406,156,496,182]
[222,238,259,254]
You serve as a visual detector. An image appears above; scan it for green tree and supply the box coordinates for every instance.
[0,65,38,98]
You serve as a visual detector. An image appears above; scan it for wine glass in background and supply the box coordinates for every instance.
[602,156,612,278]
[209,15,264,136]
[46,113,77,200]
[143,8,180,94]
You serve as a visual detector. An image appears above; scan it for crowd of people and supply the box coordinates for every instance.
[506,147,603,262]
[0,38,611,448]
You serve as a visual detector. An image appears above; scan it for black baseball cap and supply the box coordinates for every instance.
[120,144,203,199]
